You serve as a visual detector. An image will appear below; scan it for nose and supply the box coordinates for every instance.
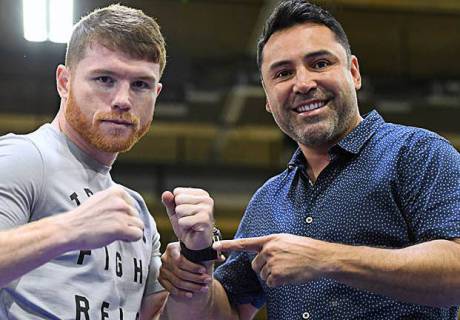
[111,81,132,111]
[293,67,317,95]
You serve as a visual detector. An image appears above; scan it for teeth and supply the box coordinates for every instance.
[296,101,325,113]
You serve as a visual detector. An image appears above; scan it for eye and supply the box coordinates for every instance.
[132,80,152,90]
[274,69,293,80]
[94,76,114,85]
[312,60,330,70]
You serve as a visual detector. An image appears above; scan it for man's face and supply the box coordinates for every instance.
[261,23,362,148]
[64,43,162,153]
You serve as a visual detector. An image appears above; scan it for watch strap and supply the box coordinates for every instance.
[179,227,222,263]
[180,241,218,263]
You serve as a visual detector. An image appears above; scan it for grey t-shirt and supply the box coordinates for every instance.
[0,124,163,319]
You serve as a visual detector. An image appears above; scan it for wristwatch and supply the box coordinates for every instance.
[180,227,222,263]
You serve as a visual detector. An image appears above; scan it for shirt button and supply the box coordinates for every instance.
[305,216,313,224]
[302,312,310,319]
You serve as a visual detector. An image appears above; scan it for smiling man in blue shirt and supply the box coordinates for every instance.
[158,1,460,319]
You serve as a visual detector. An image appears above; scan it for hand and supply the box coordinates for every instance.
[57,185,144,250]
[162,188,214,250]
[213,233,334,288]
[159,242,212,299]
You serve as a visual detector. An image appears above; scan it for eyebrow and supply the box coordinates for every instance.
[89,69,158,84]
[268,49,335,72]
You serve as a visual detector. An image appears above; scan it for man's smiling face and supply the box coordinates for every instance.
[261,22,362,148]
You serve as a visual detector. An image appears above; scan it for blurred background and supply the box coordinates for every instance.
[0,1,459,318]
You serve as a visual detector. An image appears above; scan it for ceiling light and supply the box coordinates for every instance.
[49,0,73,43]
[22,0,73,43]
[23,0,47,42]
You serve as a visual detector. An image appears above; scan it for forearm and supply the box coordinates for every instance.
[0,186,145,287]
[0,215,72,287]
[165,263,239,320]
[140,291,169,320]
[167,280,238,320]
[328,239,460,307]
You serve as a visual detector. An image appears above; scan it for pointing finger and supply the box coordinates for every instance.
[213,236,270,253]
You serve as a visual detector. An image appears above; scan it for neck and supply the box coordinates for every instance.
[52,110,117,166]
[299,113,364,183]
[299,144,331,183]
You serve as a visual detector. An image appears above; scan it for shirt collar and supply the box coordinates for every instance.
[287,110,385,169]
[287,148,306,170]
[336,110,385,155]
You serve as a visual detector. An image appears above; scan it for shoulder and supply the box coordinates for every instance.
[0,131,45,171]
[367,122,457,164]
[0,131,48,228]
[374,124,459,182]
[376,122,451,149]
[0,124,63,159]
[392,125,456,160]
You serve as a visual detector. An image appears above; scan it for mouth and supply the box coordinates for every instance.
[100,119,134,127]
[294,100,328,113]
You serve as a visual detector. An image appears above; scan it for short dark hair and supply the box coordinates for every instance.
[257,0,351,72]
[66,4,166,76]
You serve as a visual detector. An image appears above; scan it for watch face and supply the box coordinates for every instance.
[212,227,222,242]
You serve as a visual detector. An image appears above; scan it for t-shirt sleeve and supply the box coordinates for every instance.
[214,204,266,309]
[398,135,460,241]
[0,135,44,230]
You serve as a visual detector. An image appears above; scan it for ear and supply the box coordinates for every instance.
[156,82,163,96]
[265,100,273,113]
[350,55,362,90]
[261,79,272,113]
[56,65,71,99]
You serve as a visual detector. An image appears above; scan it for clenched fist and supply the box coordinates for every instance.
[162,188,214,250]
[57,185,144,251]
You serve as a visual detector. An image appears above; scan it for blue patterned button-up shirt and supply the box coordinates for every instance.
[214,111,460,319]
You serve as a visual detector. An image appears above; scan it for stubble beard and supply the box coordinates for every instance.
[276,90,357,148]
[65,90,151,153]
